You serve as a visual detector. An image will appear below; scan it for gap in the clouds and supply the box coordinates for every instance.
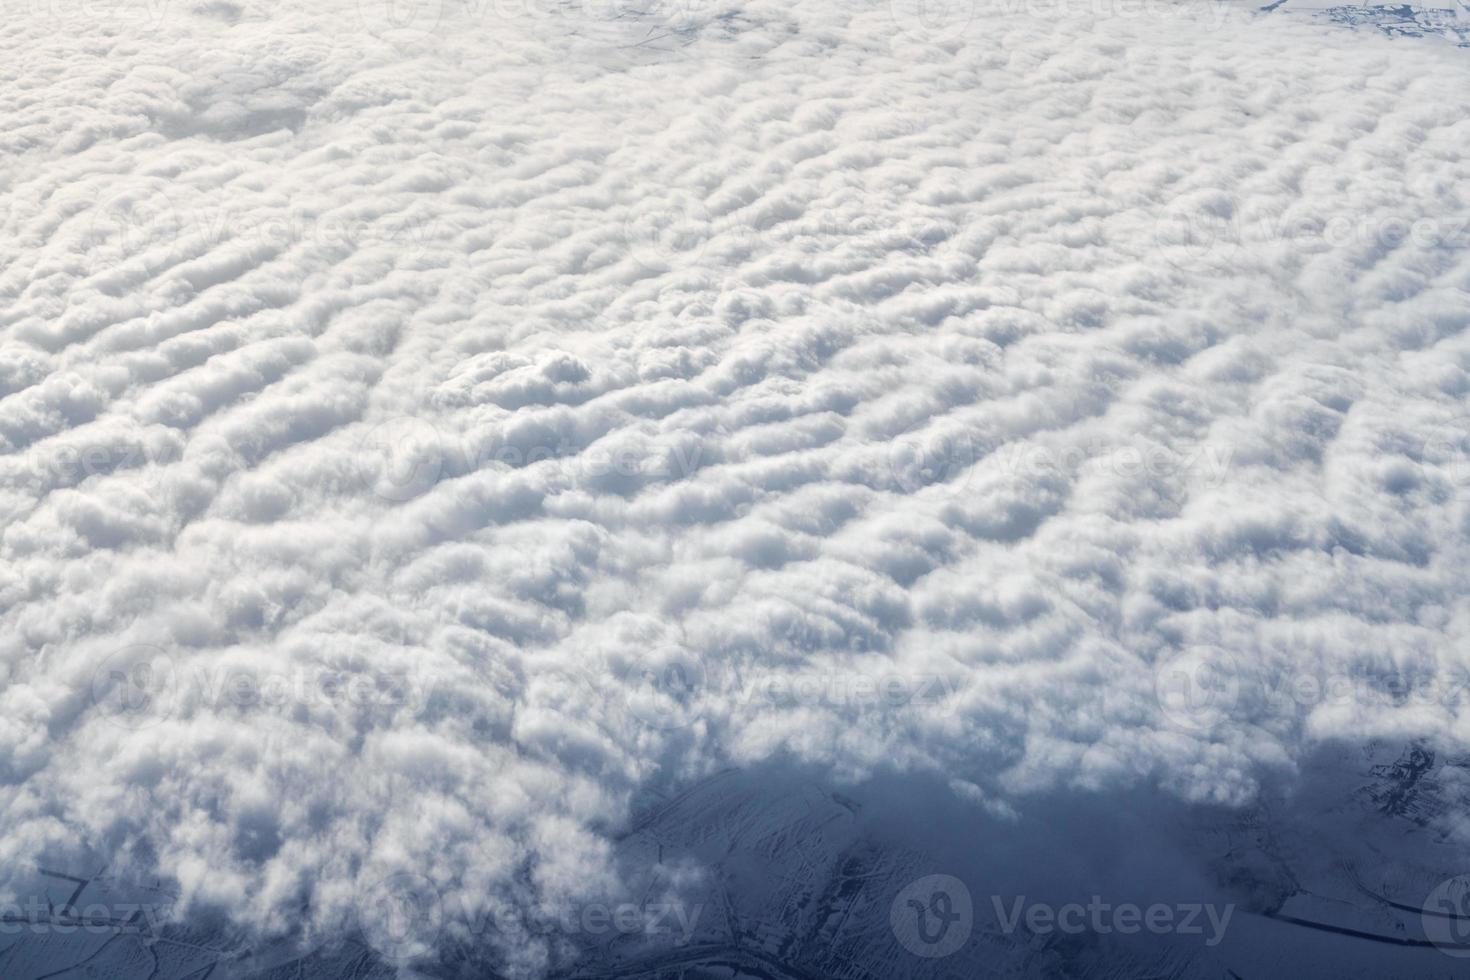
[567,740,1470,977]
[2,734,1465,974]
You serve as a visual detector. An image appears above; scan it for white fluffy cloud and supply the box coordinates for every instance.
[2,0,1470,973]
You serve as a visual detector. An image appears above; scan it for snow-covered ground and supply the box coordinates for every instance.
[1272,0,1470,46]
[3,0,1470,976]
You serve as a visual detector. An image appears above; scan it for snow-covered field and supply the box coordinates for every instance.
[3,0,1470,976]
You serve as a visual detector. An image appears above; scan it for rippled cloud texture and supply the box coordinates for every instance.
[2,0,1470,973]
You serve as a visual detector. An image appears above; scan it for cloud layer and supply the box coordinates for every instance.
[3,0,1470,972]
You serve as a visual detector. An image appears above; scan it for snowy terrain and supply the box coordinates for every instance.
[3,0,1470,976]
